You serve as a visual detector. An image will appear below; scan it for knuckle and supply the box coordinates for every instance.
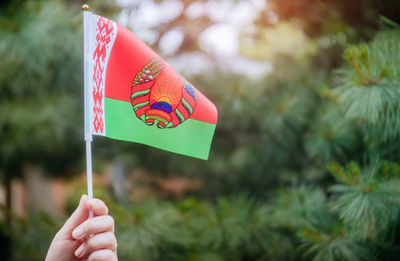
[108,233,117,250]
[113,235,118,248]
[89,199,108,215]
[105,231,114,241]
[104,250,115,259]
[105,215,114,228]
[95,199,106,209]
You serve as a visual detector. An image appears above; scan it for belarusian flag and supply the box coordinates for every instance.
[83,12,217,160]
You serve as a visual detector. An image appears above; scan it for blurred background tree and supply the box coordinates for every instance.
[0,0,83,222]
[0,0,400,260]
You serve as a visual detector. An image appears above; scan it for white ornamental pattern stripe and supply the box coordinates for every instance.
[91,15,117,135]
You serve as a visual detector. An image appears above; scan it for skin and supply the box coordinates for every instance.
[45,195,118,261]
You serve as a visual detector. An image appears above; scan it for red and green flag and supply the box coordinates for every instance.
[83,12,217,160]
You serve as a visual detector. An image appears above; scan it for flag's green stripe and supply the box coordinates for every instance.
[133,101,149,111]
[181,98,193,114]
[104,98,216,160]
[131,89,150,100]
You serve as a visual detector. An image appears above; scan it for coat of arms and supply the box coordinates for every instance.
[131,58,198,129]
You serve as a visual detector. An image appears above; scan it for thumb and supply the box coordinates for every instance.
[59,194,89,236]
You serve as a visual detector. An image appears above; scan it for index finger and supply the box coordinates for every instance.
[88,198,108,216]
[72,215,114,240]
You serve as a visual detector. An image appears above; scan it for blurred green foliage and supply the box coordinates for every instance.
[4,166,400,261]
[0,0,83,179]
[1,0,400,260]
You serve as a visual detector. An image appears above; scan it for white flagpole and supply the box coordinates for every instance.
[85,140,93,219]
[83,4,94,218]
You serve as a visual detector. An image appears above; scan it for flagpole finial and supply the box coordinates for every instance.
[82,4,90,11]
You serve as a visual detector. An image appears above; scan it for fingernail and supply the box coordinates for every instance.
[75,244,84,257]
[72,227,84,239]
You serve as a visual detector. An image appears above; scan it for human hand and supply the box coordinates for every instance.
[45,195,118,261]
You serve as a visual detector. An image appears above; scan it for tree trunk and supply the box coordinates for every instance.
[1,177,12,260]
[4,177,11,223]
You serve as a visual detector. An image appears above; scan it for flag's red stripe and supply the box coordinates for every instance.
[105,24,217,125]
[105,25,153,102]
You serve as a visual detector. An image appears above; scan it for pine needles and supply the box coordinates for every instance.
[335,30,400,142]
[328,161,400,241]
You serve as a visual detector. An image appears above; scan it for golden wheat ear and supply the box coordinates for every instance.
[133,58,163,85]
